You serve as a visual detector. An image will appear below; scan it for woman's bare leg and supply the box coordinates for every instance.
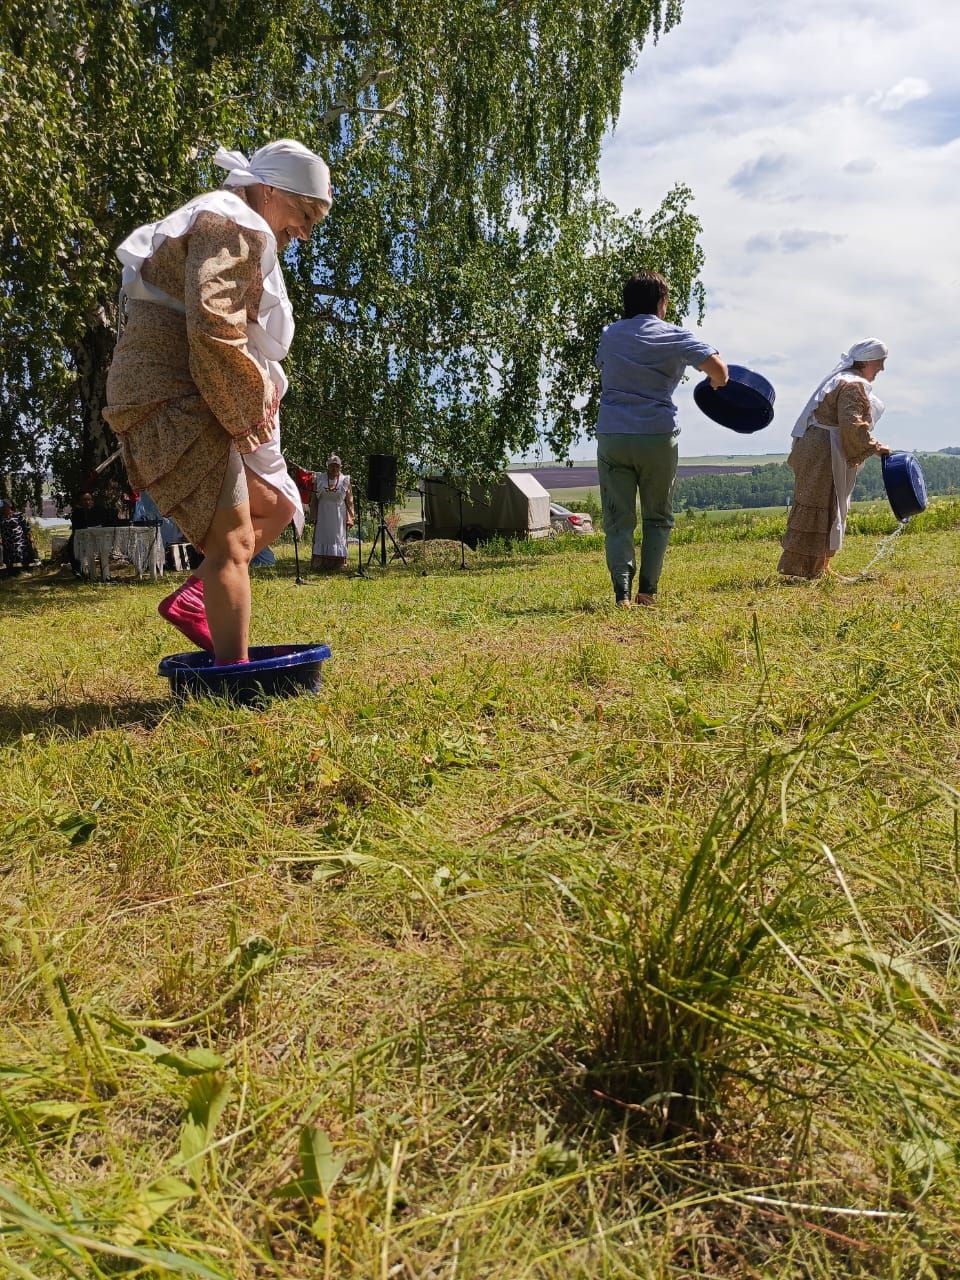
[195,468,296,583]
[245,467,294,554]
[190,463,296,661]
[200,500,256,663]
[195,467,294,584]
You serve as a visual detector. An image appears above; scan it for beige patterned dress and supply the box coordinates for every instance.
[104,212,278,547]
[778,378,885,578]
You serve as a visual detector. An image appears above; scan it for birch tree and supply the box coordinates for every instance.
[0,0,701,497]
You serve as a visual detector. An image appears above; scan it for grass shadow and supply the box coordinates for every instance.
[492,599,608,619]
[0,565,176,605]
[0,697,170,744]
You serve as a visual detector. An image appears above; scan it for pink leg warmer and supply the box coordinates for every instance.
[157,576,213,652]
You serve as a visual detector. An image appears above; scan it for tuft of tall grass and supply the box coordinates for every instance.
[482,692,960,1169]
[531,746,824,1134]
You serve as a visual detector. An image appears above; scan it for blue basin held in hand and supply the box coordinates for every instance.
[693,363,776,434]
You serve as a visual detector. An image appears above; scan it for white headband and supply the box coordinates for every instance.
[791,337,889,438]
[841,338,888,365]
[214,140,332,205]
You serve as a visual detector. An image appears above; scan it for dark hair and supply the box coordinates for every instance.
[622,271,669,319]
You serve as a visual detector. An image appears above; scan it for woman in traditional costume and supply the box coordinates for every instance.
[104,140,332,662]
[778,339,891,579]
[310,454,354,571]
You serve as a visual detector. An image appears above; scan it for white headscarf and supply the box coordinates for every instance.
[791,338,888,438]
[214,139,332,206]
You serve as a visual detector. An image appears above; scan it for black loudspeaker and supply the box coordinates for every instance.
[366,454,397,503]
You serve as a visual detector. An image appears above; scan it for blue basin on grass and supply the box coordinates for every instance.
[159,643,332,706]
[693,363,776,434]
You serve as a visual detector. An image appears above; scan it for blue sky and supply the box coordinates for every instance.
[590,0,960,457]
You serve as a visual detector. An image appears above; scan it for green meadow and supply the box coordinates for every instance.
[2,506,960,1278]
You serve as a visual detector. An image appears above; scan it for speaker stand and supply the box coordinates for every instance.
[365,501,408,569]
[354,495,367,577]
[291,520,305,585]
[417,482,427,575]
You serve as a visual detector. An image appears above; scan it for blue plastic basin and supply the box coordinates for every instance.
[693,363,776,433]
[159,643,332,705]
[882,452,927,521]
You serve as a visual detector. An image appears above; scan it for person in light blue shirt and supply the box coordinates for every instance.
[596,271,728,608]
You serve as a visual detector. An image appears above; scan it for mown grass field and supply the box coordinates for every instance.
[2,508,960,1278]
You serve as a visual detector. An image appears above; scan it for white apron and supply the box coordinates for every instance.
[115,190,304,533]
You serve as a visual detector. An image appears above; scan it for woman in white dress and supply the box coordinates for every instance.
[311,454,355,571]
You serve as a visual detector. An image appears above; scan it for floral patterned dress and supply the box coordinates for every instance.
[778,377,886,578]
[104,192,302,547]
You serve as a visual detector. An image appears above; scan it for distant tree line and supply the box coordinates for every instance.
[673,453,960,512]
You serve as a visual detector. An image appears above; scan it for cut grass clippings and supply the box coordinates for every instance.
[1,517,959,1277]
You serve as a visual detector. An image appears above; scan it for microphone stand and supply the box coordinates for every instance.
[425,476,484,570]
[417,481,428,575]
[457,487,467,570]
[355,493,367,578]
[291,521,305,585]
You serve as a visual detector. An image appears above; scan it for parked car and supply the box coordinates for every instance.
[397,518,425,543]
[549,502,594,535]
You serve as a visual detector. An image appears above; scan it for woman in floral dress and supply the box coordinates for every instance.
[104,140,332,662]
[778,339,891,579]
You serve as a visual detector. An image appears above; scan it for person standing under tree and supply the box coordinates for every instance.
[595,271,728,609]
[310,454,355,571]
[0,500,39,575]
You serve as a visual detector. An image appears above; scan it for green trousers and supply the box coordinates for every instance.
[597,432,678,599]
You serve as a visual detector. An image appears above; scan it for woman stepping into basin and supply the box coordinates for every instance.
[104,140,332,663]
[595,271,728,609]
[778,339,891,580]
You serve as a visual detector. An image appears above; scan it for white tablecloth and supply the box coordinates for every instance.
[75,525,165,581]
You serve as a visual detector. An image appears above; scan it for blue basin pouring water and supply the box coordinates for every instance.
[882,452,927,521]
[693,364,776,434]
[159,643,332,705]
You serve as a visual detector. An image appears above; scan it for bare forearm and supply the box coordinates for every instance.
[699,354,728,389]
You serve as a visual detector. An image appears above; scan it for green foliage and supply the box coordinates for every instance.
[180,1071,232,1185]
[0,0,701,500]
[674,453,960,513]
[481,499,960,555]
[675,461,796,510]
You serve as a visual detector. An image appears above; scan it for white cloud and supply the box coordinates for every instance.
[589,0,960,456]
[745,229,847,254]
[842,156,878,174]
[728,152,791,198]
[868,76,932,111]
